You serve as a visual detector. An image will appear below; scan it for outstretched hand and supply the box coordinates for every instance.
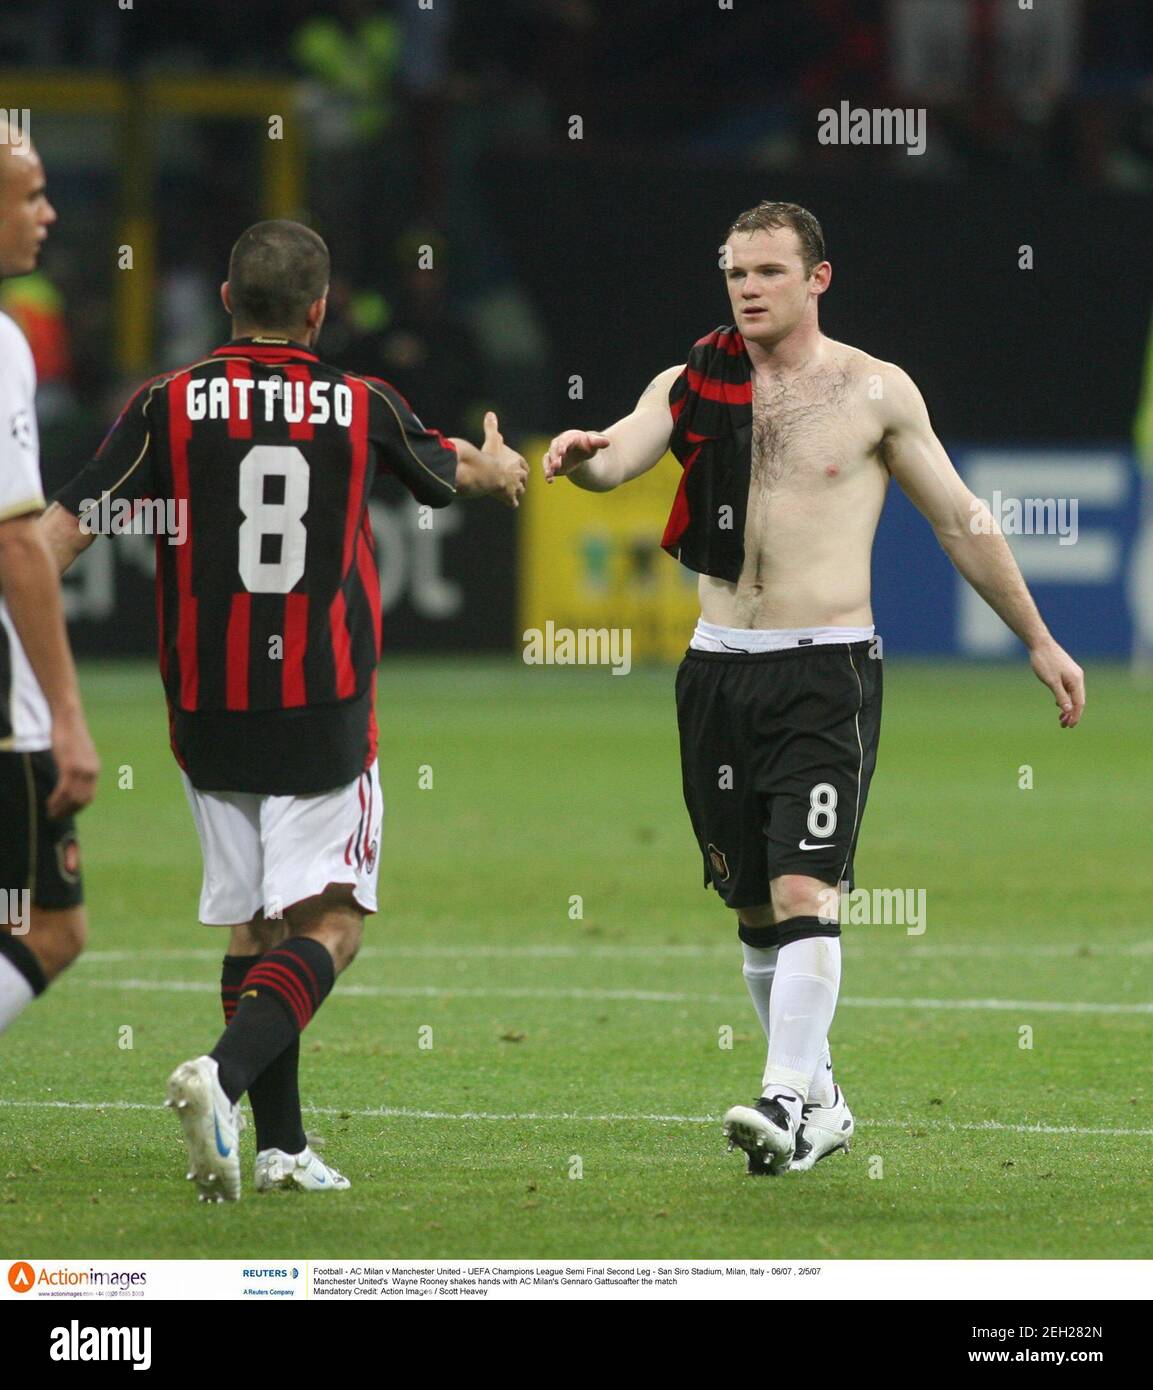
[542,429,612,483]
[1030,639,1086,728]
[483,412,528,508]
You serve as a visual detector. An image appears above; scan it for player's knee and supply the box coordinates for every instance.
[734,902,777,949]
[29,908,87,980]
[770,874,830,920]
[735,902,774,930]
[289,886,365,975]
[228,915,282,955]
[252,914,290,954]
[54,911,88,972]
[334,918,364,972]
[306,914,361,974]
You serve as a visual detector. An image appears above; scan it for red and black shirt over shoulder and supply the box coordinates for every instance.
[54,337,460,795]
[661,326,754,583]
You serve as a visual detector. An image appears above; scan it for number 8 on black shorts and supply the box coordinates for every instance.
[674,639,883,909]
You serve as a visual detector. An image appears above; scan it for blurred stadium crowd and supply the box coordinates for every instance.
[2,0,1152,465]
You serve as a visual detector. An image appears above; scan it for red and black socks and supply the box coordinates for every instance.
[212,938,335,1114]
[219,953,308,1155]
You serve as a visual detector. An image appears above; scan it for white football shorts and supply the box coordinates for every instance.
[180,761,383,925]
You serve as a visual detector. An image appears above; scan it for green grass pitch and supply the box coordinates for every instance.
[1,657,1150,1260]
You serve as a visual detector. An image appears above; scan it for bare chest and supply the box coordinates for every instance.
[750,368,877,490]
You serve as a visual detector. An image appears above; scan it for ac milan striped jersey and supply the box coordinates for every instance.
[54,337,460,793]
[662,325,754,583]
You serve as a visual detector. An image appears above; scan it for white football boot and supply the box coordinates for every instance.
[790,1084,853,1172]
[722,1093,796,1176]
[165,1055,245,1202]
[255,1145,351,1192]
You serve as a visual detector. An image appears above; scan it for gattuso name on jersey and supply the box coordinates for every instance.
[186,375,353,426]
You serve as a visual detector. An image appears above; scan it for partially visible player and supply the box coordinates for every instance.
[42,220,526,1200]
[0,112,99,1038]
[544,200,1085,1176]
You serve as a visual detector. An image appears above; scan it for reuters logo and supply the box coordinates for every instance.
[8,1261,34,1293]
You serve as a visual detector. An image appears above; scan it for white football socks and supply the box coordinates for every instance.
[808,1038,836,1108]
[762,935,842,1106]
[741,940,838,1108]
[0,952,36,1034]
[740,940,777,1040]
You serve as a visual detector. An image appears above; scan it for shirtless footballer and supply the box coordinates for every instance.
[542,201,1085,1177]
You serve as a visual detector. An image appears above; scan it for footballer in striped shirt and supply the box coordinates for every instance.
[43,220,526,1200]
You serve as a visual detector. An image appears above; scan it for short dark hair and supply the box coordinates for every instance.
[725,201,826,276]
[227,220,330,331]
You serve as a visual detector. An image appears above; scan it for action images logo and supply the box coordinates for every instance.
[7,1259,147,1294]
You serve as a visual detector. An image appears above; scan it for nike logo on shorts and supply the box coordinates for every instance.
[798,839,834,851]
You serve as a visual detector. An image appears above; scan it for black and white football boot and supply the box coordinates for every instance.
[722,1093,796,1176]
[789,1084,853,1172]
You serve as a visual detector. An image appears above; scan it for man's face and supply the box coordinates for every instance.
[723,226,822,345]
[0,145,56,278]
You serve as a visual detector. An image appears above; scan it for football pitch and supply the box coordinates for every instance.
[2,657,1150,1261]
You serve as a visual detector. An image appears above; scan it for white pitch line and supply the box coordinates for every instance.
[0,1098,1150,1139]
[74,978,1153,1014]
[840,995,1153,1015]
[84,979,724,1003]
[78,941,1153,964]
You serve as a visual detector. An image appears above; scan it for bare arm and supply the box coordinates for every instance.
[40,499,96,574]
[449,411,528,508]
[0,512,99,813]
[542,364,683,491]
[879,364,1085,728]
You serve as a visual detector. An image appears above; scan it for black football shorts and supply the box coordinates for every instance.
[674,640,882,909]
[0,750,84,911]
